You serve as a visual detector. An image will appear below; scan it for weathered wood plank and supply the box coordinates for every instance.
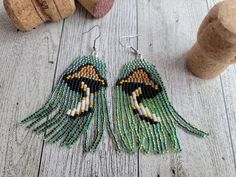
[0,4,63,177]
[38,1,138,177]
[207,0,236,169]
[206,0,220,9]
[137,0,236,177]
[219,58,236,169]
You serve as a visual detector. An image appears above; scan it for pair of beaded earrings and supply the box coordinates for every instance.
[21,26,208,154]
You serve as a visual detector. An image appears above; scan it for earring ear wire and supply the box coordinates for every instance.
[83,25,101,58]
[119,34,142,59]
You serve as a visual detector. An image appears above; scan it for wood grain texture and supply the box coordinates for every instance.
[219,57,236,170]
[38,1,138,177]
[138,0,236,177]
[0,4,63,177]
[0,0,236,177]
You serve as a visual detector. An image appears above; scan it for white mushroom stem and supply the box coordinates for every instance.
[129,88,160,123]
[67,85,94,117]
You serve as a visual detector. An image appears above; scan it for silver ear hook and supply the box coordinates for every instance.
[119,35,142,59]
[82,25,101,57]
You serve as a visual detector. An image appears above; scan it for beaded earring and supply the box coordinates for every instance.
[21,25,118,152]
[113,35,208,154]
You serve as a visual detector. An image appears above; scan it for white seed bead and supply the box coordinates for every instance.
[76,102,81,115]
[134,98,140,111]
[145,107,152,119]
[137,107,143,115]
[85,96,90,111]
[140,104,147,117]
[67,109,72,116]
[130,96,135,108]
[132,91,136,99]
[152,114,160,122]
[71,109,76,116]
[86,87,90,96]
[90,94,94,107]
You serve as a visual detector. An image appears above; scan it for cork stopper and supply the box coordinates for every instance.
[4,0,76,31]
[79,0,114,18]
[219,0,236,35]
[186,0,236,79]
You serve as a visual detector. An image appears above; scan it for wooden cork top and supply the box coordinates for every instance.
[79,0,115,18]
[219,0,236,34]
[186,0,236,79]
[4,0,76,31]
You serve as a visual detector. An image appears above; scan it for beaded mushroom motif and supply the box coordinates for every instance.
[65,64,107,117]
[20,55,114,152]
[114,58,208,154]
[117,68,162,123]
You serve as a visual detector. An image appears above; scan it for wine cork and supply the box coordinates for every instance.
[4,0,76,31]
[79,0,115,18]
[186,0,236,79]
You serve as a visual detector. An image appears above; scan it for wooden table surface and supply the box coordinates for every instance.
[0,0,236,177]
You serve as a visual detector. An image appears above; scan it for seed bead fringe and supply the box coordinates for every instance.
[21,55,115,151]
[114,58,208,154]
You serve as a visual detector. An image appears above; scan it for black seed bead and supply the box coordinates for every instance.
[133,109,138,115]
[136,97,142,104]
[88,107,94,112]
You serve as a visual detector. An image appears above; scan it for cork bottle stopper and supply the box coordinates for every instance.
[4,0,76,31]
[219,0,236,64]
[219,0,236,35]
[186,0,236,79]
[79,0,115,18]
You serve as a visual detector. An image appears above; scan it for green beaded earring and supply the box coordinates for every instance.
[21,25,118,152]
[113,35,208,154]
